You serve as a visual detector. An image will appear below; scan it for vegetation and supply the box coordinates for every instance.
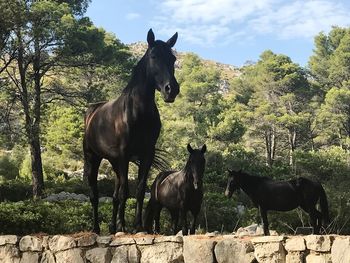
[0,1,349,234]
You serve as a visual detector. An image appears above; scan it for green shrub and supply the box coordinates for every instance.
[0,199,139,235]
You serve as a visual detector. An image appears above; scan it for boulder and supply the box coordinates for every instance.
[252,236,286,263]
[48,235,76,252]
[214,238,255,263]
[183,236,216,263]
[305,252,331,263]
[40,251,55,263]
[75,233,97,247]
[97,236,112,247]
[55,248,84,263]
[0,245,20,263]
[286,252,304,263]
[110,237,135,246]
[19,236,42,252]
[154,235,183,243]
[19,252,40,263]
[86,247,112,263]
[331,236,350,263]
[305,235,332,252]
[111,245,141,263]
[285,237,306,252]
[0,236,18,246]
[139,242,183,263]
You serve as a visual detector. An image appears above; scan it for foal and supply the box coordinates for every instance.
[144,144,206,235]
[225,170,329,235]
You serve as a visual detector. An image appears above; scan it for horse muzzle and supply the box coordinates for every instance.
[225,189,232,198]
[161,82,179,103]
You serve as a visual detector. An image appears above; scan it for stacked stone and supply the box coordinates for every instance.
[1,234,350,262]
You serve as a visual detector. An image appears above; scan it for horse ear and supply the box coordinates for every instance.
[187,143,194,153]
[167,32,178,47]
[201,144,207,153]
[147,28,155,47]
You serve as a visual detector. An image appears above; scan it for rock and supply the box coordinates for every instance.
[252,236,286,263]
[305,252,331,263]
[134,236,154,245]
[19,252,39,263]
[205,231,220,237]
[214,238,255,263]
[111,246,128,262]
[40,251,55,263]
[331,236,350,263]
[236,224,265,237]
[285,237,306,252]
[110,237,135,246]
[286,251,304,263]
[0,245,20,263]
[55,248,84,263]
[114,232,126,237]
[19,236,42,252]
[75,233,97,247]
[0,236,18,246]
[305,235,332,252]
[139,242,183,263]
[183,236,216,263]
[111,246,128,263]
[97,236,112,247]
[86,247,112,263]
[154,235,183,243]
[48,235,76,252]
[99,197,112,203]
[128,245,141,263]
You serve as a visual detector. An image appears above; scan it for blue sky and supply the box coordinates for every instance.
[86,0,350,67]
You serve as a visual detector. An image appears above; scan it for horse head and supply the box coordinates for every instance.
[146,29,179,103]
[186,143,207,190]
[225,169,241,198]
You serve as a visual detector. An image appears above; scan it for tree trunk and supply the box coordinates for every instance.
[17,28,44,198]
[265,126,276,167]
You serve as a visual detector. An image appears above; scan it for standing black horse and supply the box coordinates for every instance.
[144,144,206,235]
[83,29,179,234]
[225,170,329,235]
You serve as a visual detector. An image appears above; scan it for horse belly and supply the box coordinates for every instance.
[264,190,299,211]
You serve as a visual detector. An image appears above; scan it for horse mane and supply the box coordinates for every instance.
[122,54,147,94]
[240,171,272,183]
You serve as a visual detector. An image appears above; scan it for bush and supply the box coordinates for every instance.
[0,154,19,181]
[0,199,138,235]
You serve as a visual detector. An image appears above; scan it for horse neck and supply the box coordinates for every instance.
[238,174,262,197]
[123,56,156,105]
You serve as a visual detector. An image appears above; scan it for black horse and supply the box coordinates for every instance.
[83,29,179,234]
[144,144,206,235]
[225,170,329,235]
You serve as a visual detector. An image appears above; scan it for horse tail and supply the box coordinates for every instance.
[319,184,330,225]
[132,148,170,171]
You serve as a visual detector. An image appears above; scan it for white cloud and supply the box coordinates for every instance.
[152,0,350,45]
[126,12,141,20]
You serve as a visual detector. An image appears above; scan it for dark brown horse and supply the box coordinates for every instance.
[83,29,179,234]
[144,144,206,235]
[225,170,329,235]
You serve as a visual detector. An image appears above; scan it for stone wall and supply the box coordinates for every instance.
[0,233,349,263]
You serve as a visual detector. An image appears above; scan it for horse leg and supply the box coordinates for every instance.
[109,164,120,234]
[170,209,179,235]
[309,208,322,234]
[180,209,188,236]
[190,212,198,235]
[260,208,270,236]
[84,153,101,234]
[154,203,162,234]
[110,160,129,233]
[134,157,153,231]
